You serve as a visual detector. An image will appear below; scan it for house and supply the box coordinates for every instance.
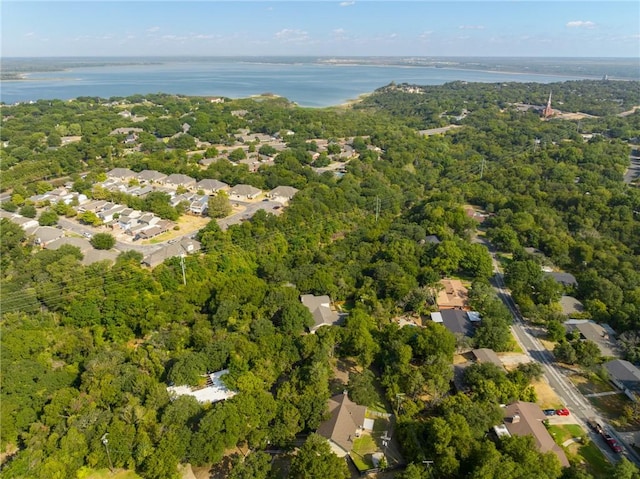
[141,238,201,268]
[546,272,578,288]
[137,170,167,184]
[106,168,137,181]
[435,279,469,309]
[559,296,584,317]
[564,320,620,358]
[196,179,229,195]
[31,226,64,247]
[267,185,299,203]
[163,174,196,190]
[471,348,505,371]
[98,204,127,223]
[423,235,441,244]
[166,369,237,404]
[81,249,118,266]
[7,215,39,231]
[45,236,93,254]
[189,195,209,216]
[604,360,640,401]
[300,294,341,332]
[229,184,262,201]
[78,200,108,214]
[431,309,474,338]
[498,401,570,467]
[316,392,372,457]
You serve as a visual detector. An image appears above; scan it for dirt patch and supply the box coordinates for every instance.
[532,378,562,409]
[453,353,470,365]
[498,352,533,370]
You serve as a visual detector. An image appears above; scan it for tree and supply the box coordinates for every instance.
[208,191,232,218]
[348,370,379,407]
[78,211,102,226]
[288,433,350,479]
[19,204,37,218]
[612,457,640,479]
[90,233,116,250]
[228,451,272,479]
[229,148,247,161]
[38,209,59,226]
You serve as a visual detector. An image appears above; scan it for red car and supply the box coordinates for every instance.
[555,408,570,416]
[604,434,623,453]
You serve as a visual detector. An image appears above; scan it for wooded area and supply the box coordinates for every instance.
[1,79,639,478]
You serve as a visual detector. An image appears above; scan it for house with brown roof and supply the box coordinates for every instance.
[163,174,196,190]
[317,392,372,457]
[268,185,299,203]
[229,184,262,201]
[472,348,505,371]
[498,401,569,467]
[196,179,229,195]
[435,279,469,310]
[106,168,137,181]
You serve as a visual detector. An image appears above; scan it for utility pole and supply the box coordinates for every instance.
[101,433,114,473]
[375,196,381,222]
[180,254,187,286]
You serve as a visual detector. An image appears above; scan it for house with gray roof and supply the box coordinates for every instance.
[604,359,640,401]
[268,185,299,202]
[106,168,137,181]
[45,237,93,253]
[141,238,201,268]
[431,309,474,338]
[163,174,196,190]
[300,294,341,332]
[564,320,620,358]
[196,179,229,195]
[229,184,262,201]
[189,195,209,216]
[137,170,167,184]
[81,249,118,266]
[31,226,64,247]
[317,392,371,458]
[546,271,578,288]
[7,215,39,230]
[472,348,505,371]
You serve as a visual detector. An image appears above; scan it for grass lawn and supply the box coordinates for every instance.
[576,441,612,478]
[350,435,377,471]
[546,425,612,478]
[547,424,585,445]
[587,394,640,430]
[570,374,615,395]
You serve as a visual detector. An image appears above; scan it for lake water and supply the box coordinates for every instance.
[0,60,595,107]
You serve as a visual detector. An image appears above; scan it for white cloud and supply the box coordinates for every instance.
[146,26,160,33]
[24,32,35,37]
[459,25,484,30]
[566,20,596,28]
[339,1,355,6]
[274,29,309,43]
[389,33,398,39]
[419,31,433,39]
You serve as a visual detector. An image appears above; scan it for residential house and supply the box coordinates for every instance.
[166,369,237,403]
[81,249,118,266]
[423,235,441,245]
[564,320,620,358]
[497,401,570,467]
[141,238,201,268]
[106,168,137,181]
[316,392,372,458]
[559,296,584,318]
[604,360,640,401]
[98,204,127,223]
[229,184,262,201]
[300,294,341,332]
[45,236,93,254]
[109,127,143,136]
[137,170,167,184]
[471,348,505,371]
[267,185,299,203]
[31,226,64,247]
[546,272,578,288]
[196,179,229,195]
[430,309,474,338]
[189,195,209,216]
[7,215,39,231]
[78,200,108,214]
[163,173,196,190]
[435,279,469,309]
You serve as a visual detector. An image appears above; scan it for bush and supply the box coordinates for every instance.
[90,233,116,250]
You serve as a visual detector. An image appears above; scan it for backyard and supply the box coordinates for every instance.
[546,424,611,478]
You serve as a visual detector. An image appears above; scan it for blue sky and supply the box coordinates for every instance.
[2,1,639,57]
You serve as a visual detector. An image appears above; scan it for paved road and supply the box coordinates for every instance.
[624,144,640,185]
[482,241,639,466]
[217,199,283,230]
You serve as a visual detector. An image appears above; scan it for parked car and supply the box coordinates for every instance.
[543,409,556,416]
[603,434,623,453]
[555,408,570,416]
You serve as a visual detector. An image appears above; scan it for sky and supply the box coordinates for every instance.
[1,1,639,58]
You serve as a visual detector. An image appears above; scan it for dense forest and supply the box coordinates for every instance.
[1,79,639,478]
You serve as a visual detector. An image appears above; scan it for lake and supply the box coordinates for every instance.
[0,59,596,107]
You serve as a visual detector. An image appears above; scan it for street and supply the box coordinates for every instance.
[487,248,640,466]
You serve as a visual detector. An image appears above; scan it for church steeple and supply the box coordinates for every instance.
[543,91,554,118]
